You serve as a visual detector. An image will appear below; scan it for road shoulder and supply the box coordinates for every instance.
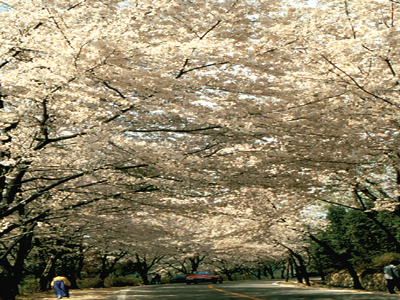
[16,286,131,300]
[279,279,390,295]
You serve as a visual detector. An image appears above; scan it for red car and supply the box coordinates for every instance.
[186,271,223,284]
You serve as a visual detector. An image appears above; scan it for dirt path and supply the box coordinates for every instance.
[16,287,130,300]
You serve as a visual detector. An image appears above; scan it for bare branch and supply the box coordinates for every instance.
[48,14,74,49]
[344,0,357,39]
[34,132,87,150]
[67,1,85,10]
[176,61,229,79]
[103,105,136,123]
[317,198,363,210]
[127,125,222,134]
[102,81,126,98]
[172,17,199,38]
[186,142,221,155]
[176,59,190,79]
[0,49,22,70]
[384,58,397,77]
[0,172,85,219]
[199,20,221,40]
[114,164,149,170]
[322,55,400,109]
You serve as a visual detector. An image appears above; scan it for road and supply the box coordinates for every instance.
[105,280,400,300]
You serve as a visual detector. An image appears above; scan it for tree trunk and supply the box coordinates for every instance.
[67,266,79,289]
[265,267,275,279]
[365,211,400,253]
[98,251,127,287]
[76,248,85,280]
[290,259,295,278]
[291,253,310,286]
[290,257,303,284]
[139,269,150,285]
[39,253,59,291]
[280,265,286,279]
[308,233,364,290]
[285,259,291,282]
[98,254,109,288]
[0,231,33,300]
[279,243,310,286]
[134,255,150,285]
[189,255,206,273]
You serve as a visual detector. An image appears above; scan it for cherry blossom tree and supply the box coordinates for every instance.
[0,0,275,297]
[4,0,400,298]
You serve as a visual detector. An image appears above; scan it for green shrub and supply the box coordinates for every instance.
[105,277,141,287]
[77,276,141,288]
[18,279,41,294]
[372,253,400,268]
[162,277,170,284]
[327,270,388,291]
[77,277,104,288]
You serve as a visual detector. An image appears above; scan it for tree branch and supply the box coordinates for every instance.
[48,14,74,49]
[0,172,85,219]
[103,104,137,123]
[384,58,397,77]
[127,125,222,133]
[199,20,221,40]
[34,132,87,150]
[322,55,400,109]
[176,61,229,79]
[114,164,149,170]
[344,0,357,39]
[0,223,37,262]
[102,81,126,98]
[317,198,363,210]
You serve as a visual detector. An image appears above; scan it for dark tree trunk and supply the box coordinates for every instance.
[0,231,33,300]
[285,259,291,282]
[98,251,127,287]
[308,233,364,290]
[76,249,85,280]
[265,267,275,279]
[252,268,262,280]
[292,253,310,286]
[290,259,295,278]
[293,261,303,284]
[67,267,79,289]
[189,255,206,273]
[280,265,286,279]
[279,243,310,286]
[138,269,150,285]
[39,253,59,291]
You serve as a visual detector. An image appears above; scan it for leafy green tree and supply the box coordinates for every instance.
[324,206,397,269]
[308,204,400,289]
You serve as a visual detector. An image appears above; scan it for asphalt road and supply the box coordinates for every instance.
[105,280,400,300]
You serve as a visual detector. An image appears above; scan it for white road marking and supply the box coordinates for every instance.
[117,288,131,300]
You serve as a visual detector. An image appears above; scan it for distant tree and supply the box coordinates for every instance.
[132,253,165,285]
[211,258,242,281]
[97,251,128,287]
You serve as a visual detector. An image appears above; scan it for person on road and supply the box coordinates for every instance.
[151,273,161,285]
[51,274,71,298]
[384,261,400,294]
[154,273,161,285]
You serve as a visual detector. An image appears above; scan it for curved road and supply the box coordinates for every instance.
[105,280,399,300]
